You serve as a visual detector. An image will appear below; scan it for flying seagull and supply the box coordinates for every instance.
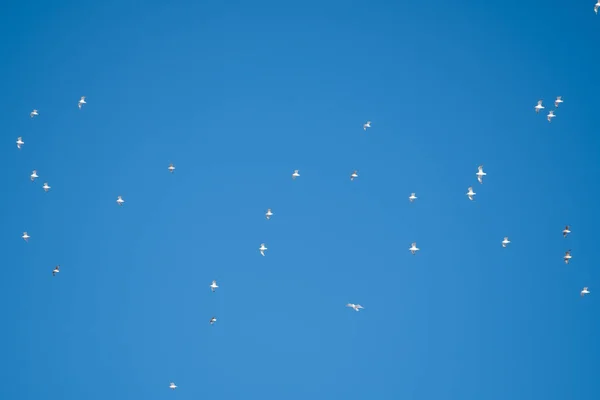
[595,1,599,14]
[209,316,217,325]
[22,232,30,242]
[168,163,175,173]
[466,186,476,201]
[16,137,24,149]
[476,165,486,184]
[554,96,564,108]
[169,383,177,390]
[581,287,590,297]
[52,265,60,276]
[363,121,371,131]
[292,170,300,179]
[42,182,51,192]
[30,109,39,118]
[259,243,267,256]
[563,225,571,238]
[350,170,358,181]
[30,170,38,182]
[547,110,556,123]
[564,250,572,264]
[265,209,273,220]
[409,242,420,255]
[502,237,510,247]
[534,100,544,113]
[210,280,218,292]
[409,193,417,202]
[116,196,125,206]
[78,96,86,109]
[346,303,364,312]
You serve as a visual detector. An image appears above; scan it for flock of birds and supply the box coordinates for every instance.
[15,78,593,391]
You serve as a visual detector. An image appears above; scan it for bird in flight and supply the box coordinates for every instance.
[30,109,39,118]
[363,121,371,131]
[292,170,300,179]
[534,100,544,113]
[22,232,30,242]
[265,209,273,220]
[30,170,38,182]
[564,250,572,264]
[16,137,24,149]
[210,280,218,292]
[169,383,177,390]
[581,287,590,297]
[595,1,600,14]
[350,170,358,181]
[259,243,268,256]
[42,182,51,192]
[563,225,571,238]
[554,96,563,108]
[466,186,476,201]
[547,110,556,123]
[209,316,217,325]
[502,237,510,247]
[476,165,486,184]
[409,193,417,202]
[116,196,125,206]
[78,96,86,109]
[168,163,175,173]
[409,242,420,255]
[346,303,364,312]
[52,265,60,276]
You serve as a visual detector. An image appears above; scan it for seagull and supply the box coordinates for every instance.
[30,109,39,118]
[52,265,60,276]
[554,96,564,108]
[265,208,273,220]
[210,280,218,292]
[547,110,556,123]
[350,170,358,181]
[259,243,267,256]
[563,225,571,238]
[116,196,125,206]
[409,242,420,255]
[581,287,590,297]
[42,182,51,192]
[363,121,371,131]
[169,383,177,390]
[502,237,510,247]
[534,100,544,113]
[22,232,30,242]
[409,193,417,202]
[346,303,364,312]
[466,186,476,201]
[564,250,572,264]
[292,170,300,179]
[476,165,486,184]
[595,1,600,14]
[78,96,86,109]
[168,163,175,173]
[16,137,24,149]
[30,170,38,182]
[209,316,217,325]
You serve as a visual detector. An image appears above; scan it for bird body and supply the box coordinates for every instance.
[554,96,563,108]
[168,164,175,173]
[409,193,417,202]
[259,243,267,256]
[52,265,60,276]
[547,110,556,122]
[502,237,510,247]
[363,121,371,131]
[292,170,300,179]
[16,137,24,149]
[116,196,125,205]
[43,183,51,192]
[346,303,364,312]
[30,170,38,182]
[265,209,273,220]
[78,96,86,109]
[534,100,544,113]
[564,250,572,264]
[476,165,486,184]
[30,109,38,118]
[409,242,420,255]
[581,287,590,297]
[350,170,358,181]
[466,187,476,200]
[563,225,571,238]
[210,280,218,292]
[22,232,30,242]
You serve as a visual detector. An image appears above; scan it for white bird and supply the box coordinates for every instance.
[581,287,590,297]
[52,265,60,276]
[30,170,38,182]
[209,316,217,325]
[116,196,125,206]
[409,242,420,255]
[168,163,175,173]
[265,208,273,220]
[42,182,51,192]
[346,303,364,312]
[409,193,417,202]
[466,186,476,201]
[292,170,300,179]
[564,250,572,264]
[78,96,86,109]
[595,1,600,14]
[534,100,544,113]
[363,121,371,131]
[210,280,218,292]
[563,225,571,238]
[22,232,30,242]
[259,243,267,256]
[169,383,177,390]
[547,110,556,123]
[502,237,510,247]
[350,170,358,181]
[16,137,24,149]
[554,96,563,108]
[30,109,39,118]
[476,165,486,184]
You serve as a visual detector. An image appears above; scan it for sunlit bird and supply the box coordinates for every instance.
[346,303,364,312]
[168,163,175,173]
[595,1,600,14]
[409,242,420,255]
[534,100,544,113]
[52,265,60,276]
[169,383,177,390]
[116,196,125,206]
[30,170,38,182]
[259,243,268,256]
[581,287,590,297]
[547,110,556,123]
[409,193,417,202]
[292,170,300,179]
[563,225,571,238]
[350,170,358,181]
[466,186,476,201]
[363,121,371,131]
[42,182,51,192]
[265,209,273,220]
[564,250,572,264]
[554,96,563,108]
[16,137,24,149]
[476,165,486,184]
[30,109,39,118]
[502,237,510,247]
[22,232,30,242]
[210,280,218,292]
[78,96,86,109]
[209,316,217,325]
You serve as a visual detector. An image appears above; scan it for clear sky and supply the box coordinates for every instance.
[2,0,599,399]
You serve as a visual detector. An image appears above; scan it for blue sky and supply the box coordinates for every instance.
[2,0,599,399]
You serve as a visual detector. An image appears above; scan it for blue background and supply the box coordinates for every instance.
[2,0,599,399]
